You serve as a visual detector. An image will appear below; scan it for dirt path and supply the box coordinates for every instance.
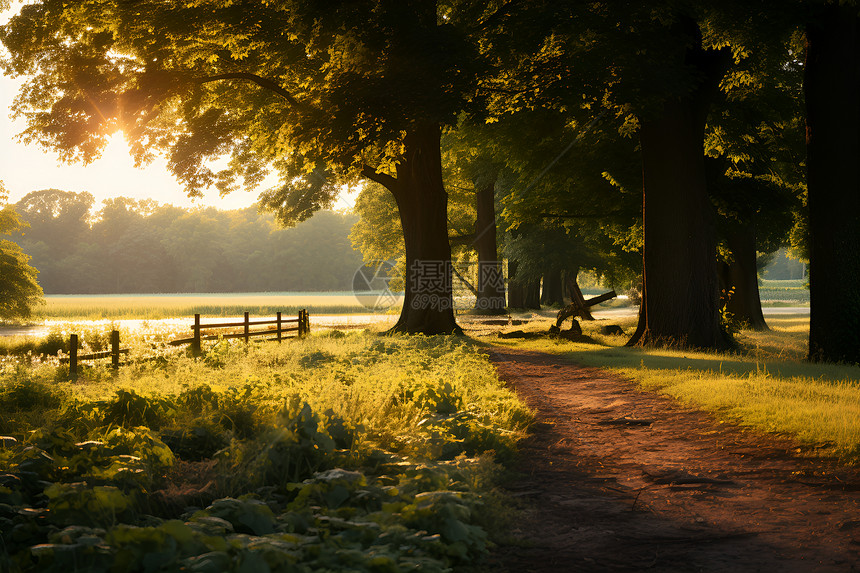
[485,346,860,572]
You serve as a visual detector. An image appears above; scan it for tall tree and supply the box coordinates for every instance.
[13,189,94,292]
[624,17,731,349]
[0,0,505,334]
[700,18,806,331]
[804,2,860,363]
[442,124,507,314]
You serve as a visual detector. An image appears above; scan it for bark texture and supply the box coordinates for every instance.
[805,6,860,363]
[474,177,507,314]
[719,224,768,331]
[540,269,565,307]
[523,277,541,309]
[507,260,541,310]
[377,123,460,334]
[628,36,731,350]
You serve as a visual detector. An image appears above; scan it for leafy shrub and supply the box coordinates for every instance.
[232,398,337,488]
[100,390,175,429]
[0,332,531,572]
[176,385,220,414]
[35,332,67,356]
[298,349,337,368]
[191,496,276,535]
[216,384,261,439]
[0,374,64,411]
[412,380,462,415]
[45,483,137,527]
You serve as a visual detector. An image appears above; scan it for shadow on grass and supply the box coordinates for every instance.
[566,343,860,385]
[483,329,860,386]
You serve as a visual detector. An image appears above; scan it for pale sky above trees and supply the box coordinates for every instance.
[0,5,261,210]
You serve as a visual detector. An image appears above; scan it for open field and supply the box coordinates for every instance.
[0,332,531,572]
[28,292,399,321]
[758,278,809,305]
[485,312,860,462]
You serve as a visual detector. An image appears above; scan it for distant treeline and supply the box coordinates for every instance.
[12,189,363,294]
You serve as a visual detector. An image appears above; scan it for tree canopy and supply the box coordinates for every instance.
[4,1,860,360]
[0,182,44,321]
[0,0,484,222]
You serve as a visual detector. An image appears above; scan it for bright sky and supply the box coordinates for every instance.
[0,4,358,213]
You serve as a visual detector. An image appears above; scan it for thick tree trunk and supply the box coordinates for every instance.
[382,123,460,334]
[506,260,524,309]
[474,176,506,314]
[805,7,860,363]
[523,277,541,309]
[719,224,769,331]
[628,40,731,350]
[506,260,540,309]
[540,268,564,307]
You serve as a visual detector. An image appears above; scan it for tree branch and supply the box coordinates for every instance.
[201,72,303,108]
[451,264,478,296]
[361,164,398,191]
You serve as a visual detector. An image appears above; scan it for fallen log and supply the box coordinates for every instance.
[556,289,617,328]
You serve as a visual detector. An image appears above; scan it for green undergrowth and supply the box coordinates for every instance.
[0,332,532,572]
[489,314,860,463]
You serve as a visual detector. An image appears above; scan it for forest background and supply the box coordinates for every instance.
[8,189,362,294]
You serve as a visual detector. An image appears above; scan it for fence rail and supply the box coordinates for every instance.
[61,331,128,379]
[169,310,309,356]
[63,310,309,378]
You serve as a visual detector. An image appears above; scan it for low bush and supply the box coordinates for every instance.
[0,332,532,572]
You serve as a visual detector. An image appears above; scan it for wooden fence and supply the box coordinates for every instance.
[61,330,129,380]
[169,309,309,356]
[63,310,309,377]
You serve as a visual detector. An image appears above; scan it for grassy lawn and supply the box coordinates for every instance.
[0,331,531,572]
[758,279,809,306]
[489,312,860,462]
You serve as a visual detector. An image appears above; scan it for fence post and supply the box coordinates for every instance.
[276,311,282,343]
[69,334,78,380]
[111,330,120,370]
[244,311,250,344]
[192,314,201,357]
[298,309,309,337]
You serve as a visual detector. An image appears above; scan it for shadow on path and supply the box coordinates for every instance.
[486,346,860,572]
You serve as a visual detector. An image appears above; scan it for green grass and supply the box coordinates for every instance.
[29,292,400,321]
[0,332,532,572]
[490,313,860,462]
[759,279,809,304]
[760,279,807,289]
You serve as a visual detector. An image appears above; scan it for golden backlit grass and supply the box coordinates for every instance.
[488,313,860,461]
[1,331,533,461]
[30,293,398,320]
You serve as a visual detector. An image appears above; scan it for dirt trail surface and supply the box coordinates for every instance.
[485,346,860,572]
